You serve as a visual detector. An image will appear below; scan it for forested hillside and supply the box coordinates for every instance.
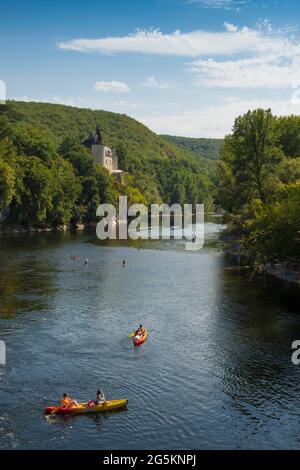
[217,109,300,262]
[161,135,223,161]
[0,101,215,229]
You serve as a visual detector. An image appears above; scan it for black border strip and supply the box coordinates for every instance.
[0,450,300,464]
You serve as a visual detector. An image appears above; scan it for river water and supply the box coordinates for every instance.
[0,218,300,450]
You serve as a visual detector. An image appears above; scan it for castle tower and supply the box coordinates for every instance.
[111,148,118,172]
[81,128,121,174]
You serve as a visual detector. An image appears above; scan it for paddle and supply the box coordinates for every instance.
[129,332,135,338]
[50,405,61,415]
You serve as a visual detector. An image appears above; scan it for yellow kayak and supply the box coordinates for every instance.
[45,399,128,415]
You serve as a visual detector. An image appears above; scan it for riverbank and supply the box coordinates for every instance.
[265,262,300,285]
[221,232,300,287]
[0,223,86,235]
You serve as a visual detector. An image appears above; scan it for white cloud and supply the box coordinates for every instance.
[190,55,300,89]
[94,81,130,93]
[142,77,171,89]
[138,97,300,138]
[58,24,300,92]
[176,21,300,90]
[224,22,238,33]
[58,25,291,58]
[187,0,247,10]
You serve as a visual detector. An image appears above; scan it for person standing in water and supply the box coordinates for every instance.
[84,257,89,265]
[122,260,126,267]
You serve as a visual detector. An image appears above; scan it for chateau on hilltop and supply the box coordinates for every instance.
[81,128,121,174]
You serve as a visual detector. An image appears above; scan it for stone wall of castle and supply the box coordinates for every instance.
[91,143,118,173]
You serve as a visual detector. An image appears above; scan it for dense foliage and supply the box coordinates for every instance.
[217,108,300,261]
[0,101,215,228]
[161,135,223,161]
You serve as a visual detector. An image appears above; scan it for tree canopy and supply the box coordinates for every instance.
[0,100,215,228]
[217,108,300,261]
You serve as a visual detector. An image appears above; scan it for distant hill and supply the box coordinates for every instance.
[161,135,223,161]
[0,101,217,228]
[2,101,213,166]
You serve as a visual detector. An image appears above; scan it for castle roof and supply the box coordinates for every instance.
[81,127,103,147]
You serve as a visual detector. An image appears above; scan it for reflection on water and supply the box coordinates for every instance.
[0,219,299,450]
[0,259,57,318]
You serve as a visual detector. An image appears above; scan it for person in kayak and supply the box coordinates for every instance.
[60,393,79,409]
[133,325,145,341]
[87,388,106,408]
[137,325,144,335]
[95,388,106,405]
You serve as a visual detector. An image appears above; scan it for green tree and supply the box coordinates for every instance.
[244,182,300,260]
[215,160,237,212]
[61,145,95,176]
[0,158,15,212]
[10,124,56,163]
[0,137,17,213]
[49,156,81,226]
[115,142,128,170]
[222,109,283,206]
[277,115,300,158]
[10,156,54,225]
[277,158,300,184]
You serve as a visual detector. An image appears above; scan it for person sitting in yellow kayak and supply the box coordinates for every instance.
[137,325,145,335]
[95,388,105,404]
[60,393,79,409]
[87,388,106,408]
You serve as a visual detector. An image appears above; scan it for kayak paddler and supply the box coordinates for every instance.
[95,387,106,405]
[60,393,79,409]
[87,387,106,408]
[137,325,144,335]
[133,325,145,341]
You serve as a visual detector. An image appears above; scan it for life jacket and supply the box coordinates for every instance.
[61,397,71,408]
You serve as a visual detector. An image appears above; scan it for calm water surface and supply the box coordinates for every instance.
[0,219,300,450]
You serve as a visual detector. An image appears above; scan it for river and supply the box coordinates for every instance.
[0,218,299,450]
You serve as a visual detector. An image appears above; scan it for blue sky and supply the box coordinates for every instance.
[2,0,300,137]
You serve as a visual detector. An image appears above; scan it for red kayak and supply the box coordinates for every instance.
[133,329,148,346]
